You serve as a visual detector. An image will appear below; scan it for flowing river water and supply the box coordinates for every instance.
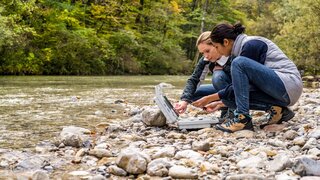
[0,76,193,150]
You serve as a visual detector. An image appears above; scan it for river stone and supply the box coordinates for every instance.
[307,127,320,139]
[168,165,198,179]
[175,150,204,161]
[284,130,298,140]
[292,157,320,176]
[308,148,320,157]
[32,170,49,180]
[15,155,47,170]
[225,174,265,180]
[116,148,151,174]
[302,138,317,150]
[141,108,167,127]
[147,158,172,177]
[233,130,255,138]
[267,154,292,172]
[237,156,265,169]
[151,146,176,159]
[88,149,112,158]
[59,126,91,147]
[107,165,127,176]
[293,136,306,146]
[91,174,107,180]
[192,141,210,152]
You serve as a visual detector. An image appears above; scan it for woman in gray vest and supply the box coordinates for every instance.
[192,22,303,133]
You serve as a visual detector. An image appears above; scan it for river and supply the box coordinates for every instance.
[0,76,195,150]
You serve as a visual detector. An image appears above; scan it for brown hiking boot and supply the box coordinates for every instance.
[260,106,295,129]
[218,108,234,124]
[216,113,253,133]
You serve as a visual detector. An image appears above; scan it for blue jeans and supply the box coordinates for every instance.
[221,56,290,114]
[191,70,231,102]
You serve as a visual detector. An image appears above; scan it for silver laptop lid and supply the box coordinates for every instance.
[154,85,178,124]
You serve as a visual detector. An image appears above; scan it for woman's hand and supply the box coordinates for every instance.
[203,101,226,113]
[174,101,188,114]
[192,93,220,108]
[192,96,211,108]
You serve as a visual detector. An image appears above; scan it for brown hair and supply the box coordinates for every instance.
[210,22,245,44]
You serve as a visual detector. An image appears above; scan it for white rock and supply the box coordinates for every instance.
[267,154,292,172]
[168,165,198,179]
[237,156,265,169]
[175,150,204,162]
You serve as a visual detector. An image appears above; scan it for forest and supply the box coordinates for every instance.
[0,0,319,75]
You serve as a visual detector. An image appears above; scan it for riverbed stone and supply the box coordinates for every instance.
[88,149,113,158]
[292,157,320,176]
[116,148,151,174]
[266,153,292,172]
[225,174,265,180]
[237,156,265,169]
[32,170,49,180]
[192,141,210,152]
[107,165,127,176]
[168,165,198,179]
[175,150,204,162]
[147,158,172,177]
[141,107,167,127]
[151,146,176,159]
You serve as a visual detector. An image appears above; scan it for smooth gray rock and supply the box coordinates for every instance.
[141,108,167,127]
[292,157,320,176]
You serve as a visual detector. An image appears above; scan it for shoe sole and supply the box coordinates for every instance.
[215,124,254,133]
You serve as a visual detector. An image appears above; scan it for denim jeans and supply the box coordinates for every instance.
[221,56,290,114]
[192,70,231,102]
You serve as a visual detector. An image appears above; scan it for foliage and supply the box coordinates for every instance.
[0,0,318,75]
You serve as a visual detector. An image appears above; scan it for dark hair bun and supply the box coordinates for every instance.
[233,22,245,35]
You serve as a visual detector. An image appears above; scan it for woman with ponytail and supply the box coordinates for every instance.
[193,22,303,133]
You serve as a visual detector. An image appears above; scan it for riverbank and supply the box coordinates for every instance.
[0,87,319,179]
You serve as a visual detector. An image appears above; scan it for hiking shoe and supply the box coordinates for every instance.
[260,106,295,129]
[219,108,234,124]
[216,113,254,133]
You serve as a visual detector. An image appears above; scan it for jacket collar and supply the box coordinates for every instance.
[232,34,247,56]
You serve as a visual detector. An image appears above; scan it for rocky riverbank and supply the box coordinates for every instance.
[0,87,320,179]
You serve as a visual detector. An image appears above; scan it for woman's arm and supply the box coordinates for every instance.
[180,56,208,103]
[191,93,220,107]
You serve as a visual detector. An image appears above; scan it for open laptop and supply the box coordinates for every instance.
[154,84,219,129]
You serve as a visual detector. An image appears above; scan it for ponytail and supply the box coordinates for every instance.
[210,22,245,44]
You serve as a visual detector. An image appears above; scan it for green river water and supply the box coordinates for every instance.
[0,76,192,150]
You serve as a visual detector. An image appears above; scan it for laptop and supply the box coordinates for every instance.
[154,84,219,129]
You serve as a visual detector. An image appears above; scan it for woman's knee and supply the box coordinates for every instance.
[231,56,248,68]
